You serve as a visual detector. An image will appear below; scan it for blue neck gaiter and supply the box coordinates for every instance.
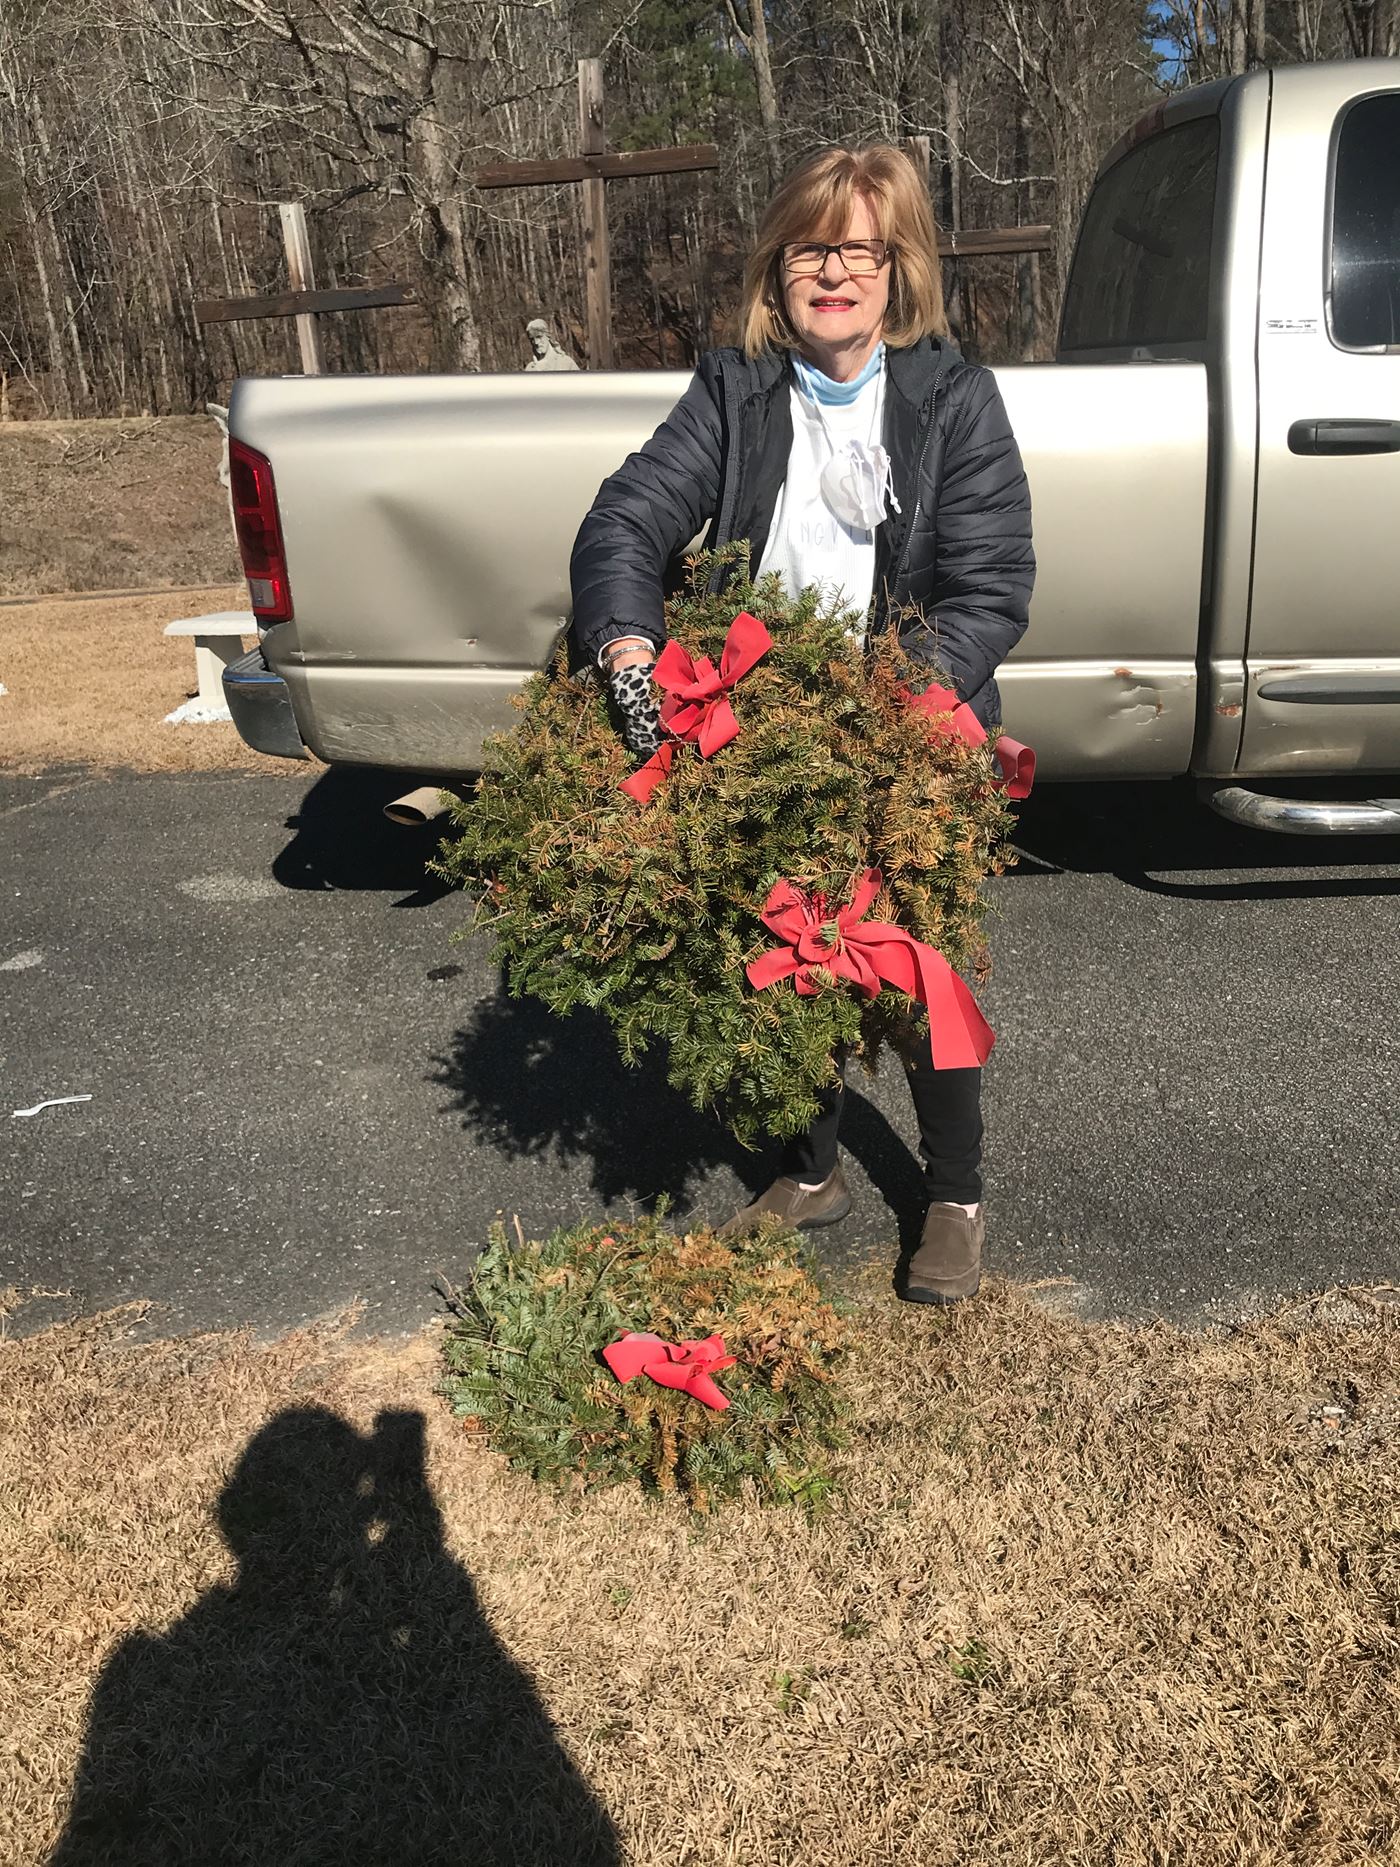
[791,343,885,406]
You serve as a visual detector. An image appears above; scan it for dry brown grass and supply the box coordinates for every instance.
[4,1275,1398,1865]
[0,592,308,775]
[0,419,240,598]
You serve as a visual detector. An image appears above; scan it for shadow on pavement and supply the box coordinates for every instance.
[270,771,1398,906]
[1009,779,1400,899]
[836,1081,930,1257]
[432,991,758,1208]
[48,1408,619,1867]
[273,767,455,905]
[433,989,932,1243]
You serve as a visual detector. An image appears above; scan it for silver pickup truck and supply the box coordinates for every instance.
[225,58,1400,834]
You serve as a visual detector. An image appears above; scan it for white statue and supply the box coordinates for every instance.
[207,402,236,542]
[524,317,580,372]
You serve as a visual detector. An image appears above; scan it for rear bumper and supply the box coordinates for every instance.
[223,645,310,761]
[259,659,532,772]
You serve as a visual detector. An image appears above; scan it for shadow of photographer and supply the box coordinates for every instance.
[49,1408,619,1866]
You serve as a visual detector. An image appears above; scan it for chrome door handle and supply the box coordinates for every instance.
[1288,418,1400,455]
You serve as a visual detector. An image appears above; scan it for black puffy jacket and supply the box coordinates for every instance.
[570,336,1034,728]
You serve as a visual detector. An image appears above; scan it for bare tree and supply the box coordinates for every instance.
[978,0,1148,297]
[0,0,1373,415]
[723,0,781,187]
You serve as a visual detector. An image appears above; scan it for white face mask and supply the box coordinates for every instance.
[820,438,900,530]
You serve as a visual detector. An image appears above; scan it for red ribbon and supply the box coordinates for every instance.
[602,1331,737,1412]
[906,682,1035,800]
[620,611,772,803]
[745,868,994,1071]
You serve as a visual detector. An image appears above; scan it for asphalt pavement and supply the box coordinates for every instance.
[3,762,1397,1338]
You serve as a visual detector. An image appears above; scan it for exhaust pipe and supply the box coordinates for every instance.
[383,784,453,827]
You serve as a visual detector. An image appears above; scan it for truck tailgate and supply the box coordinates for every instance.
[231,361,1207,777]
[231,370,690,771]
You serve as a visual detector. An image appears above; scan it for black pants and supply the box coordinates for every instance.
[781,1056,984,1205]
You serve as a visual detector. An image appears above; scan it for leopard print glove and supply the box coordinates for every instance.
[606,659,664,761]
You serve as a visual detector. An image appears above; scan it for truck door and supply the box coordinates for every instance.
[1241,66,1400,776]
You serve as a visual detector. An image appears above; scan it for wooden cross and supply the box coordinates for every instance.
[195,155,1046,380]
[475,58,719,370]
[898,137,1051,257]
[194,204,413,374]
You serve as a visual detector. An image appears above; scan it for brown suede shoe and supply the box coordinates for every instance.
[901,1203,985,1305]
[717,1166,852,1238]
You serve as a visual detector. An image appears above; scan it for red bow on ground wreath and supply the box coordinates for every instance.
[620,611,772,803]
[603,1331,737,1411]
[745,868,995,1071]
[906,682,1036,800]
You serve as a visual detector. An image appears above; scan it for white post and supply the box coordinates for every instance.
[278,202,326,375]
[193,635,246,709]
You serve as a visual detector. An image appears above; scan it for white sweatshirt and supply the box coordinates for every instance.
[754,365,886,639]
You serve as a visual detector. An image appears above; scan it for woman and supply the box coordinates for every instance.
[570,143,1034,1305]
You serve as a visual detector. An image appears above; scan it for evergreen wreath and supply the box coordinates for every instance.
[435,546,1017,1146]
[440,1213,851,1512]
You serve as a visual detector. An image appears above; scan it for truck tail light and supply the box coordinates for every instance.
[229,437,293,623]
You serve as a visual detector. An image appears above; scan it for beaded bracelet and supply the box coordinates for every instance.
[598,636,655,671]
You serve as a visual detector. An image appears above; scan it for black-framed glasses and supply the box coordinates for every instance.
[782,239,891,277]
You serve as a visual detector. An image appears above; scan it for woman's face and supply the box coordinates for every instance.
[780,192,892,372]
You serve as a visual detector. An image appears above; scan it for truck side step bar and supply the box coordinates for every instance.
[1201,783,1400,835]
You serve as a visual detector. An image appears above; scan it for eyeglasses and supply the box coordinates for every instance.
[782,240,891,277]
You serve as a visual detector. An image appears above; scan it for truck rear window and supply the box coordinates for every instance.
[1330,92,1400,350]
[1059,120,1219,355]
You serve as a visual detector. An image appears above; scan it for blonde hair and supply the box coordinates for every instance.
[737,144,949,357]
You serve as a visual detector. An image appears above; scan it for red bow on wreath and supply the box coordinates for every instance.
[746,868,994,1071]
[620,611,772,803]
[906,682,1035,800]
[603,1331,737,1411]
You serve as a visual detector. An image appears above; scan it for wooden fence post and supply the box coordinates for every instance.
[578,59,614,370]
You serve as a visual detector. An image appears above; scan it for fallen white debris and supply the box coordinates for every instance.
[163,696,233,725]
[12,1095,93,1119]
